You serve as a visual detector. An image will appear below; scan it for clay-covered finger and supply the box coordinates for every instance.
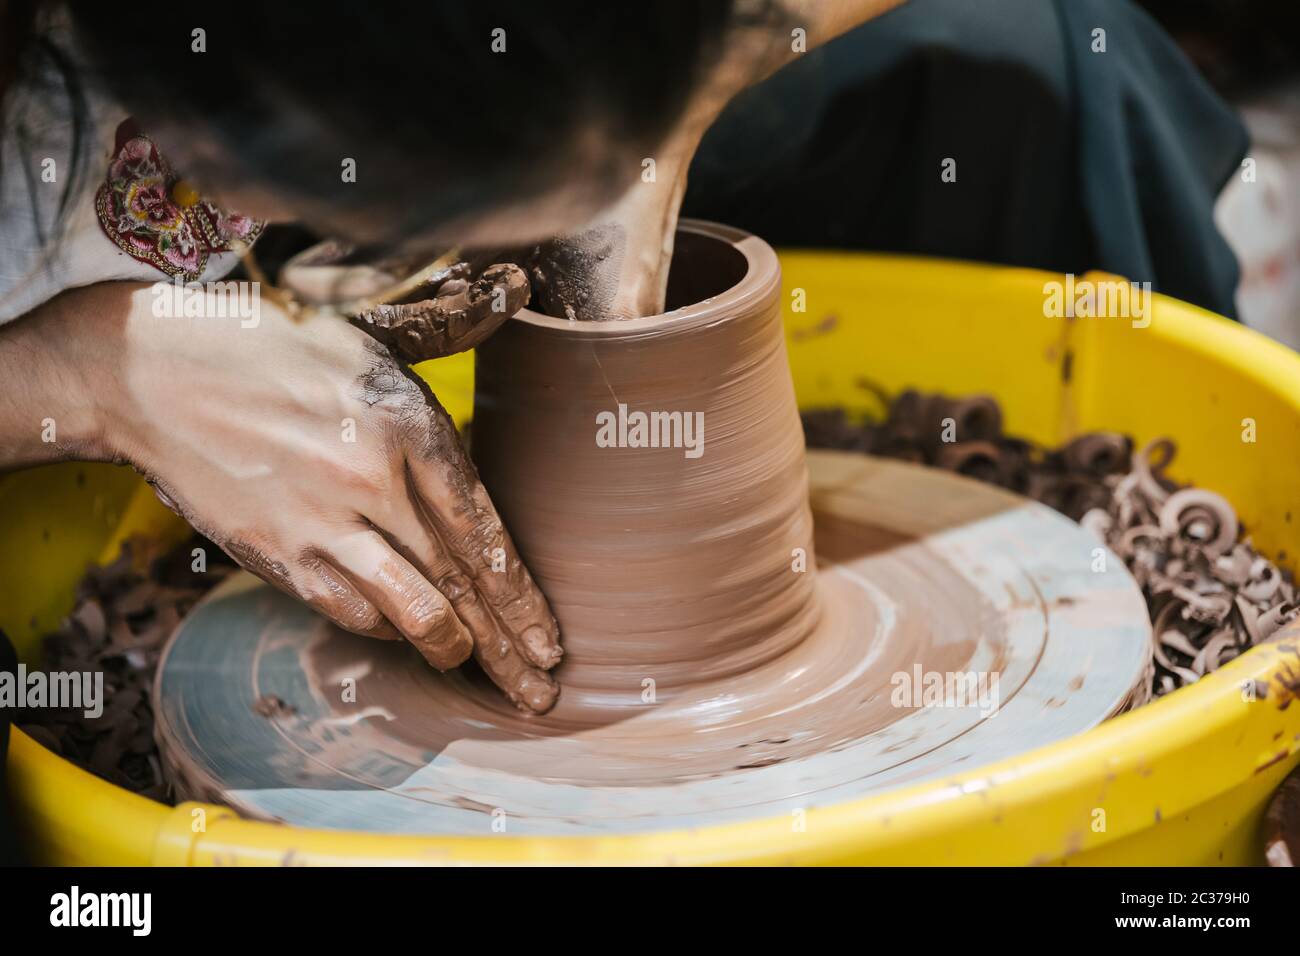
[225,536,402,641]
[383,372,562,699]
[327,529,473,671]
[382,498,560,673]
[422,545,560,713]
[392,538,556,712]
[350,263,530,364]
[474,629,558,714]
[296,553,403,641]
[390,381,563,670]
[397,509,559,712]
[381,496,561,712]
[405,451,562,671]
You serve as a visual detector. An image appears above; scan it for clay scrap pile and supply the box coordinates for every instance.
[803,391,1300,697]
[16,537,237,799]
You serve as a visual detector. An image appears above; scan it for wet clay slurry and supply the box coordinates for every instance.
[153,223,1154,833]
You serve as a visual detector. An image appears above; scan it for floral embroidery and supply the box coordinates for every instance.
[95,120,264,280]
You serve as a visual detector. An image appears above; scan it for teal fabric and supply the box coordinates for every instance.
[684,0,1249,318]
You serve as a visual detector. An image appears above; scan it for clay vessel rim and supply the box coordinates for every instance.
[511,218,780,339]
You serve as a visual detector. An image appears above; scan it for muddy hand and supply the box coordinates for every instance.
[528,0,905,319]
[349,263,530,363]
[392,369,564,712]
[84,282,561,713]
[278,240,531,362]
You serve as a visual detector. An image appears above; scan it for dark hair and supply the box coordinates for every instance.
[58,0,735,245]
[1136,0,1300,95]
[1,0,90,253]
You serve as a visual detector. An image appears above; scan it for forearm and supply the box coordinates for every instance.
[0,283,130,469]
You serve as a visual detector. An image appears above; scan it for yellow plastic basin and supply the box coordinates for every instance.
[5,252,1300,865]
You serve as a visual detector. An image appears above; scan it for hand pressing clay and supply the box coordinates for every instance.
[524,0,907,319]
[279,240,531,363]
[8,278,563,714]
[350,265,530,364]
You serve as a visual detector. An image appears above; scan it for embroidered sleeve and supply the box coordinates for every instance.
[94,120,264,281]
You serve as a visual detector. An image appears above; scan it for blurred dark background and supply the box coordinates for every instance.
[1137,0,1300,95]
[684,0,1300,344]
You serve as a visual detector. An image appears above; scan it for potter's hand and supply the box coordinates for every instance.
[276,241,531,364]
[528,0,905,319]
[348,264,529,363]
[23,281,562,712]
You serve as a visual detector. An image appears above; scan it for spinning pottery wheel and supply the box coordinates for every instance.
[154,223,1152,835]
[155,452,1152,835]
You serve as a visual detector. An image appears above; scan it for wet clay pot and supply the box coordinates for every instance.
[471,220,819,706]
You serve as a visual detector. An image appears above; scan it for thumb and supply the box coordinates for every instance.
[350,263,530,363]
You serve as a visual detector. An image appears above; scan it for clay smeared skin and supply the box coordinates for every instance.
[350,263,531,363]
[224,538,409,646]
[346,339,563,711]
[538,1,906,320]
[518,226,627,321]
